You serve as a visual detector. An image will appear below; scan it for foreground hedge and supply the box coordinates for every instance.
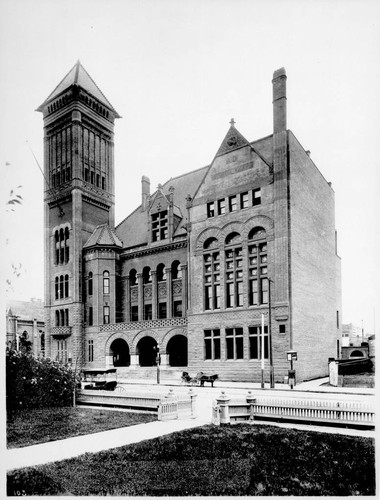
[7,424,375,496]
[6,349,78,413]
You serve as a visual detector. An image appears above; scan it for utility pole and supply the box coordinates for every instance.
[261,313,265,389]
[268,279,275,388]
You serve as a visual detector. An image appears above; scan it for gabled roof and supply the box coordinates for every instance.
[6,299,44,322]
[115,165,209,248]
[37,60,120,115]
[215,119,251,157]
[84,224,123,249]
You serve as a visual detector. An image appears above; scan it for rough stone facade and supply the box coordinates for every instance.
[38,62,341,383]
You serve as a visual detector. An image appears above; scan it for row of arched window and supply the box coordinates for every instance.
[55,227,70,265]
[55,275,69,300]
[129,260,182,285]
[55,308,69,326]
[203,227,268,310]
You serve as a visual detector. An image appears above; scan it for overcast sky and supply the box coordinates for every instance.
[1,0,379,335]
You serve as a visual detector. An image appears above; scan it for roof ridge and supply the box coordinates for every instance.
[162,164,209,187]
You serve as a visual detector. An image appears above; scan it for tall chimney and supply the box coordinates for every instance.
[272,67,287,134]
[141,175,150,211]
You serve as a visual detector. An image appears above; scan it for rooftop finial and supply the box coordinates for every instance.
[230,118,235,126]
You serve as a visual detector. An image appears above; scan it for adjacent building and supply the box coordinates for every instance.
[6,298,45,356]
[37,62,341,382]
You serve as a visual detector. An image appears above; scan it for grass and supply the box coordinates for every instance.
[7,406,156,448]
[7,424,375,496]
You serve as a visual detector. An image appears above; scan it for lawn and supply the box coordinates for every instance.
[7,424,375,496]
[7,407,156,448]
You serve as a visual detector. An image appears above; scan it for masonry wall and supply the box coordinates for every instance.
[288,131,340,380]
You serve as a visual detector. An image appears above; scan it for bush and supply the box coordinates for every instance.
[6,349,78,414]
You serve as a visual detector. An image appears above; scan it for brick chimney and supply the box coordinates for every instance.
[272,67,287,134]
[141,175,150,211]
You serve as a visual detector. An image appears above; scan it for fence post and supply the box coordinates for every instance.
[247,391,256,421]
[188,388,197,418]
[216,391,231,425]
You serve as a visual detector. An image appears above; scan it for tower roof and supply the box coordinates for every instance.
[37,60,120,116]
[84,224,123,250]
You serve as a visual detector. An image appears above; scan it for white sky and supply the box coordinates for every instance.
[1,0,379,335]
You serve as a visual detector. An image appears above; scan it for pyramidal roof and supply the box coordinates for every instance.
[84,224,123,249]
[215,119,250,157]
[37,60,119,115]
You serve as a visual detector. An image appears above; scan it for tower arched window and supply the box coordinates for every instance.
[55,231,59,265]
[55,310,60,326]
[59,275,64,299]
[59,229,65,263]
[103,271,110,294]
[64,274,69,298]
[203,237,220,310]
[248,227,268,305]
[64,227,70,263]
[55,277,59,300]
[88,272,93,296]
[225,232,243,308]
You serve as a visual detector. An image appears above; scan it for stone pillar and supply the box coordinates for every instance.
[130,354,139,367]
[216,391,231,425]
[246,391,256,421]
[151,270,158,319]
[181,264,188,316]
[137,272,143,321]
[123,276,130,322]
[160,353,169,367]
[166,268,173,318]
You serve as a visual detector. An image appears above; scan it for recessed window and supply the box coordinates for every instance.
[103,306,110,324]
[103,271,110,294]
[217,199,226,215]
[279,324,286,334]
[253,188,261,206]
[152,210,168,241]
[88,340,94,362]
[173,300,182,317]
[240,192,249,209]
[248,228,268,306]
[131,305,138,322]
[88,272,93,296]
[229,195,237,212]
[207,202,215,218]
[158,302,167,319]
[88,306,93,326]
[144,304,152,320]
[204,252,220,310]
[204,329,221,360]
[249,326,268,359]
[226,327,244,359]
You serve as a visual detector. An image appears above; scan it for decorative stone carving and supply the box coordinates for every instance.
[158,283,167,298]
[144,285,152,299]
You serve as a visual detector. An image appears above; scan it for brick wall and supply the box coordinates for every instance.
[288,131,340,380]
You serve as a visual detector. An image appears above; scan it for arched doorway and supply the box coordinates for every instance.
[167,335,188,367]
[110,338,130,367]
[137,336,157,366]
[350,350,364,358]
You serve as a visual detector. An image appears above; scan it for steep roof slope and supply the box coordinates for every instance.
[115,165,209,248]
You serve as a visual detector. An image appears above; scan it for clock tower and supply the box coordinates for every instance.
[37,61,120,365]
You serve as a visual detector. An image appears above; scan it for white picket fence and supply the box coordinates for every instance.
[213,392,375,428]
[77,387,197,421]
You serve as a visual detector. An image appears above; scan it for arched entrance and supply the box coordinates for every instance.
[110,338,130,367]
[167,335,188,367]
[350,350,364,358]
[137,336,158,366]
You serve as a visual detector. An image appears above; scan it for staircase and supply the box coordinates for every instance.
[116,366,185,385]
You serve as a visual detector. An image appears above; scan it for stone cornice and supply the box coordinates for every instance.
[121,240,187,260]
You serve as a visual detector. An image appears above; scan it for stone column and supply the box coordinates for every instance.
[181,264,188,316]
[151,270,158,319]
[122,276,130,323]
[137,272,144,321]
[166,268,173,318]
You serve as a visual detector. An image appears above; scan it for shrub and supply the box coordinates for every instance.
[6,349,78,414]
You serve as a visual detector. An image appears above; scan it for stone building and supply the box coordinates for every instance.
[37,62,341,382]
[6,298,45,356]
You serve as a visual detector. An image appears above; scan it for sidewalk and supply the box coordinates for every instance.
[6,378,375,472]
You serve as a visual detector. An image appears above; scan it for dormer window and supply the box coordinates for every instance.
[152,210,168,242]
